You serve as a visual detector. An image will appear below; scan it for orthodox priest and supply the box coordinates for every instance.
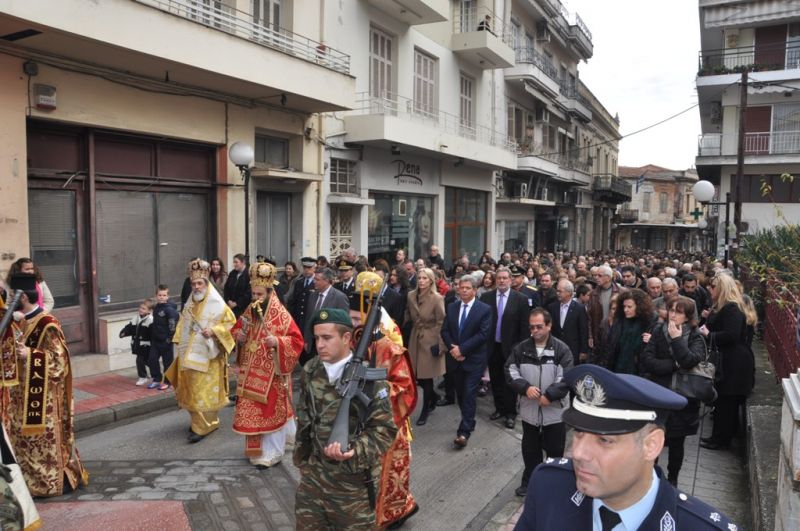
[167,259,236,443]
[3,273,88,497]
[349,271,419,529]
[232,262,303,467]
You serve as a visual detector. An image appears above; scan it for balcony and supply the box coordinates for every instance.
[344,92,517,170]
[619,209,639,223]
[556,84,592,121]
[495,177,554,205]
[517,141,560,177]
[593,174,632,204]
[698,42,800,77]
[0,0,354,112]
[451,6,515,69]
[697,131,800,164]
[567,14,593,59]
[506,48,561,97]
[366,0,448,25]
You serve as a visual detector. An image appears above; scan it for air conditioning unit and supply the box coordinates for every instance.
[536,22,551,42]
[535,107,550,122]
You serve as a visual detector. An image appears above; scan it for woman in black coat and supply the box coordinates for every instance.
[640,296,705,486]
[699,273,756,450]
[607,289,656,374]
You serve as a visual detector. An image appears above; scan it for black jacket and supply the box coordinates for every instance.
[547,299,589,362]
[479,289,529,359]
[606,314,656,373]
[119,313,153,357]
[151,302,179,344]
[640,323,705,437]
[706,302,755,396]
[223,268,251,318]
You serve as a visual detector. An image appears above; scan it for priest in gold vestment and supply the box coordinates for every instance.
[3,273,88,497]
[231,262,303,467]
[167,259,236,443]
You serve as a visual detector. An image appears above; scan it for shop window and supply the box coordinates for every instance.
[255,134,289,168]
[504,221,528,254]
[330,158,358,194]
[444,188,487,265]
[368,194,433,263]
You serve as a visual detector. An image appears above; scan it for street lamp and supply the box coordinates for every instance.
[692,179,731,265]
[229,142,254,259]
[697,219,708,230]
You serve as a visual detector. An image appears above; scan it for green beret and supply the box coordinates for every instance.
[310,308,353,329]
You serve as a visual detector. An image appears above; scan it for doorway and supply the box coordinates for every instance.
[256,192,291,265]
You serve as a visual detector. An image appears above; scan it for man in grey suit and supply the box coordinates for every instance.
[300,267,350,364]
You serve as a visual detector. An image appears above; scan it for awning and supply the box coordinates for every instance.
[703,1,800,29]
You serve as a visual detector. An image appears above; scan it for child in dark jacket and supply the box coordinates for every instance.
[120,298,155,386]
[149,285,180,390]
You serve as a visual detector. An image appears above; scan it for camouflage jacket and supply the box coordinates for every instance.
[293,355,397,479]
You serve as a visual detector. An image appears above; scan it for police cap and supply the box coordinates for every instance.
[509,264,524,277]
[300,256,317,268]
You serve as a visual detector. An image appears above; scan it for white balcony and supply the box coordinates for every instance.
[556,86,593,122]
[366,0,448,25]
[517,143,560,177]
[344,93,517,170]
[506,48,561,97]
[451,6,515,69]
[0,0,355,112]
[696,131,800,165]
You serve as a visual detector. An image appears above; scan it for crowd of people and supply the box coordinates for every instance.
[0,245,753,529]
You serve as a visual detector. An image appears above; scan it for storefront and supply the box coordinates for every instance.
[368,193,435,264]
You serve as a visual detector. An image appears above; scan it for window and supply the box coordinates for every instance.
[414,50,437,117]
[510,20,521,49]
[771,102,800,154]
[459,0,476,32]
[370,27,393,99]
[253,0,282,32]
[659,192,668,213]
[330,206,353,258]
[255,135,289,167]
[330,158,358,194]
[444,188,487,265]
[459,74,475,131]
[642,192,651,213]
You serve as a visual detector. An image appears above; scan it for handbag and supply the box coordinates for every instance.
[430,344,440,357]
[670,335,717,403]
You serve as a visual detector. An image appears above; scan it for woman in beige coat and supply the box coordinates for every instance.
[404,267,446,425]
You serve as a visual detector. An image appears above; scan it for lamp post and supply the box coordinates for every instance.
[229,142,254,259]
[692,180,731,265]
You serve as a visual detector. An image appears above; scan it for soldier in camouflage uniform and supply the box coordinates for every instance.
[294,308,397,530]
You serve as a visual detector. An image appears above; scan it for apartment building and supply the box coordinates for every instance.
[0,0,353,363]
[696,0,800,251]
[616,165,703,252]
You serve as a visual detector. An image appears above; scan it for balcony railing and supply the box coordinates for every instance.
[514,47,558,80]
[558,82,590,107]
[452,5,512,45]
[619,208,639,222]
[697,131,800,156]
[572,13,592,42]
[593,174,632,197]
[698,41,800,76]
[133,0,350,74]
[517,139,560,164]
[351,92,516,153]
[557,153,592,173]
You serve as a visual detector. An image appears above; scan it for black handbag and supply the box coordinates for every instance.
[670,336,717,403]
[430,344,440,357]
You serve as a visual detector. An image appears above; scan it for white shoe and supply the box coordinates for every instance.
[135,378,150,386]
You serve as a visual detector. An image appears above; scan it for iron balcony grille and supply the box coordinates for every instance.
[698,41,800,76]
[697,131,800,156]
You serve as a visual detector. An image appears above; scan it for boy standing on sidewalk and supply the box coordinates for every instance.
[120,298,155,386]
[149,284,179,390]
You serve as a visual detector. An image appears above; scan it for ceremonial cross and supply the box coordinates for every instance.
[690,207,703,221]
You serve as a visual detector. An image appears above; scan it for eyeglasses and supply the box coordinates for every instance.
[529,324,547,330]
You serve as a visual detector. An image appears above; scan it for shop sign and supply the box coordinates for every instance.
[392,159,423,186]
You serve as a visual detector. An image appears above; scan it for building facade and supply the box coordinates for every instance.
[696,0,800,256]
[0,0,353,362]
[615,165,703,252]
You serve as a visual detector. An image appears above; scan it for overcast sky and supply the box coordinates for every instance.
[566,0,701,171]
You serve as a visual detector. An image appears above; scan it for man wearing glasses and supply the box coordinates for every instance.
[504,308,573,497]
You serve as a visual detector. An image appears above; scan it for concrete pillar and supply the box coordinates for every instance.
[777,370,800,530]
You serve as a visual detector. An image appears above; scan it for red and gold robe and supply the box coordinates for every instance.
[355,325,418,528]
[4,311,88,497]
[231,294,303,456]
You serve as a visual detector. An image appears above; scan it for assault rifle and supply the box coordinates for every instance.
[327,278,388,449]
[0,291,22,340]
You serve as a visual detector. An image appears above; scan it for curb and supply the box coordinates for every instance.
[747,404,779,531]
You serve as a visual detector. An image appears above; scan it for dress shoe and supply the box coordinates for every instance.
[477,383,488,397]
[387,503,419,529]
[427,398,437,412]
[436,397,455,407]
[505,417,516,429]
[515,485,527,497]
[453,435,468,449]
[489,411,504,421]
[187,431,206,444]
[699,439,729,451]
[416,409,430,426]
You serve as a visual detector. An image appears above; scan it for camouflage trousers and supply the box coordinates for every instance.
[295,467,375,530]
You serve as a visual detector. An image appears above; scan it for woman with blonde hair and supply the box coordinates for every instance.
[699,272,756,450]
[404,267,446,425]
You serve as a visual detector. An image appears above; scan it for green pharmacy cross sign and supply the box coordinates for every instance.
[690,207,703,221]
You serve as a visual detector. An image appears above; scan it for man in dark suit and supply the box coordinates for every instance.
[302,267,350,362]
[223,253,251,318]
[287,256,317,331]
[441,274,492,449]
[332,258,355,298]
[479,266,529,429]
[547,279,589,364]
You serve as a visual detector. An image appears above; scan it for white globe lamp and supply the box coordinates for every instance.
[229,142,254,168]
[692,180,715,203]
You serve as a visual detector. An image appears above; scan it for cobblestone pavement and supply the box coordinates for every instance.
[39,458,297,531]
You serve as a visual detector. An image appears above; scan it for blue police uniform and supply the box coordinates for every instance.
[515,365,738,531]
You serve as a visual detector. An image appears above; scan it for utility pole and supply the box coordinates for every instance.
[732,70,747,265]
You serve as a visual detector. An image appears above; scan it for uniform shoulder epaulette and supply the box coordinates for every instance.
[539,456,574,471]
[525,284,538,292]
[674,489,737,530]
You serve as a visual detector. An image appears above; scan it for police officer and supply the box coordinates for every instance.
[516,364,737,531]
[288,256,318,336]
[510,265,540,309]
[333,259,356,298]
[294,308,398,530]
